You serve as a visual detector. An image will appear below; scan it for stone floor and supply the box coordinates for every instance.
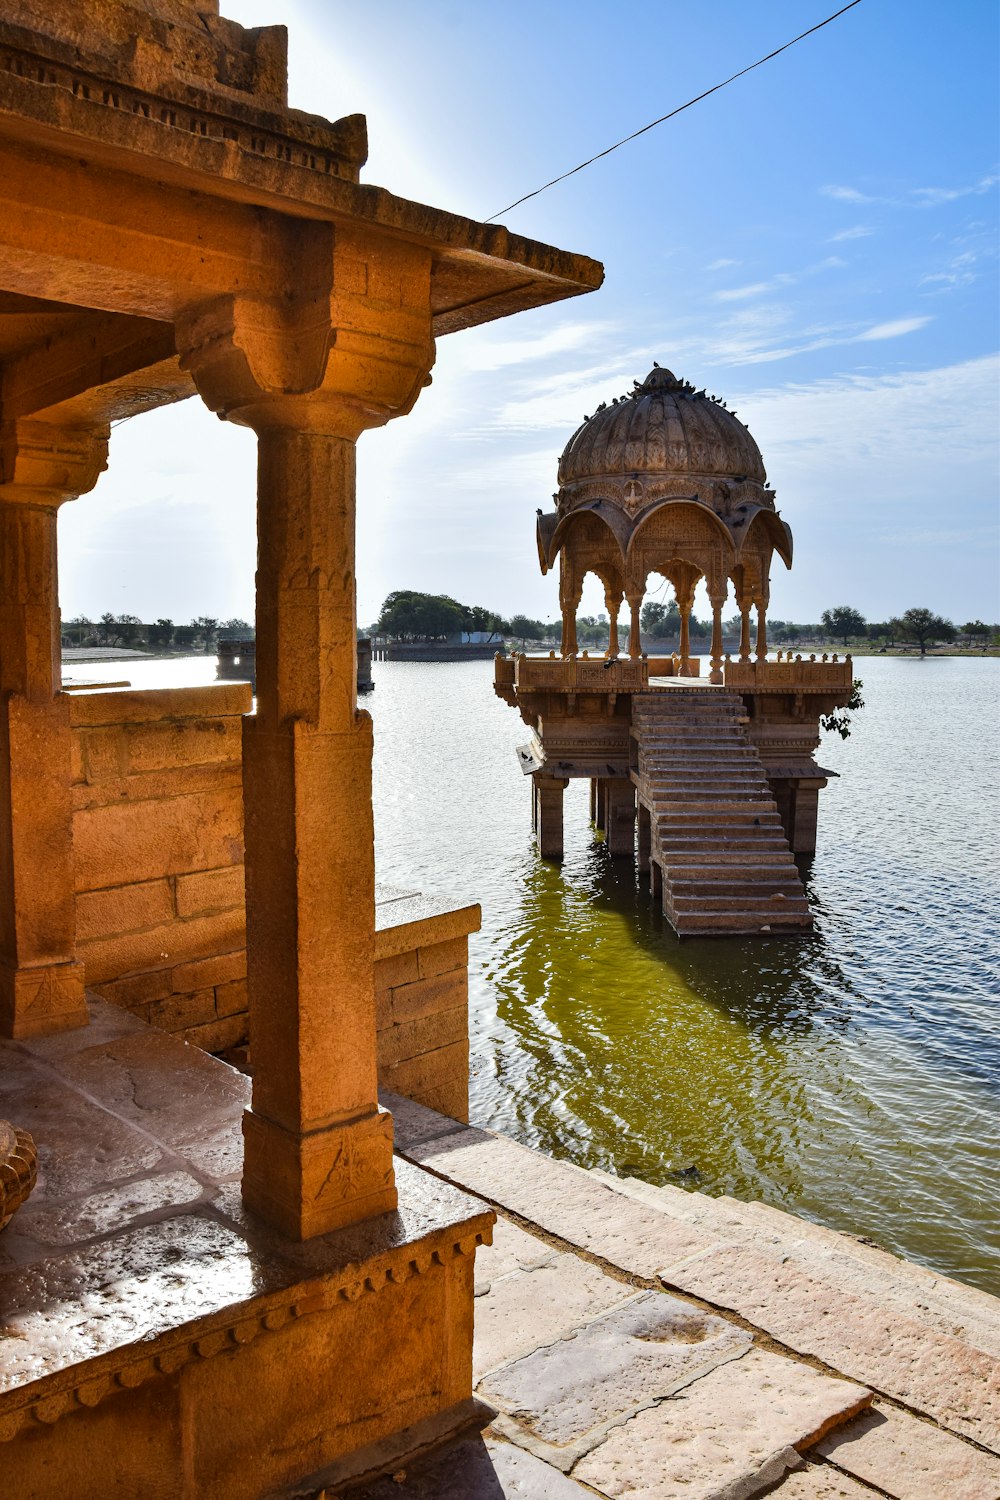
[338,1094,1000,1500]
[1,1003,997,1499]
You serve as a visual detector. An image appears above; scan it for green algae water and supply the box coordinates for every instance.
[68,653,1000,1294]
[368,655,1000,1296]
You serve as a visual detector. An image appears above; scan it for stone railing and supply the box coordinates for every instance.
[512,653,649,693]
[724,654,853,690]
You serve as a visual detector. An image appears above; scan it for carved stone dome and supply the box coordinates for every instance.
[557,365,767,497]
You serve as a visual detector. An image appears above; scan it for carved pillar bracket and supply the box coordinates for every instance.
[179,243,436,1239]
[0,419,109,1038]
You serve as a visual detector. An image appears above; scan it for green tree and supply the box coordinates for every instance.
[191,616,220,650]
[378,591,465,641]
[148,617,174,650]
[821,605,867,646]
[961,619,989,648]
[508,614,546,646]
[898,607,956,656]
[174,624,197,649]
[640,599,679,636]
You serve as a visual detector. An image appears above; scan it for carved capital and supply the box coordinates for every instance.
[0,420,109,505]
[179,231,436,439]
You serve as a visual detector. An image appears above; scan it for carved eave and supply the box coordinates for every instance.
[738,506,794,568]
[0,26,604,338]
[545,499,634,571]
[536,511,558,574]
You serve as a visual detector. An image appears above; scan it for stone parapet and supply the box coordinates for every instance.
[69,683,250,1050]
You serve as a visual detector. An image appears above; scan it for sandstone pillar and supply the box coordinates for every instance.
[738,595,753,663]
[534,774,568,860]
[756,593,769,662]
[179,240,435,1238]
[604,779,635,857]
[709,586,727,685]
[604,588,622,657]
[677,590,694,674]
[560,561,581,657]
[637,799,651,872]
[0,420,108,1037]
[627,593,643,659]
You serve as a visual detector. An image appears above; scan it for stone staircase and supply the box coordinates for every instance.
[631,689,812,936]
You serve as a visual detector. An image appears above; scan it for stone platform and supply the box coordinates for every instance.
[0,1001,493,1499]
[341,1095,1000,1500]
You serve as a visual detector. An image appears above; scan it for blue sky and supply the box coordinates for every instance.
[59,0,1000,627]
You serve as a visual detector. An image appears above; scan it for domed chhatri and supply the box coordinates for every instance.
[535,363,793,678]
[0,1120,37,1229]
[558,365,767,498]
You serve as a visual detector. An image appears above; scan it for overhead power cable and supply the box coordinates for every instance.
[485,0,863,222]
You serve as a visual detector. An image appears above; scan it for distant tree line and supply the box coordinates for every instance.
[62,614,252,652]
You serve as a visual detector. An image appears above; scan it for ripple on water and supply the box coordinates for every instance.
[73,655,1000,1295]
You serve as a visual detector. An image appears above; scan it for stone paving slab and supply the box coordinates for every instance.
[771,1464,882,1498]
[482,1291,753,1471]
[338,1433,595,1497]
[572,1348,872,1500]
[814,1402,1000,1499]
[406,1129,718,1277]
[663,1242,1000,1451]
[474,1214,558,1295]
[474,1253,640,1383]
[593,1170,1000,1358]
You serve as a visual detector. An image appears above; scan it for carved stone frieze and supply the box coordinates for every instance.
[0,1121,36,1230]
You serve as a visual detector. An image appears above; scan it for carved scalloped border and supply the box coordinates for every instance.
[0,1227,489,1443]
[0,1126,37,1230]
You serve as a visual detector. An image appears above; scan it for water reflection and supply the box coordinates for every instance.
[67,654,1000,1292]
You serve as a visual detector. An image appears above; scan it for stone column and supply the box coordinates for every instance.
[534,774,568,860]
[0,420,108,1037]
[627,593,643,659]
[604,589,622,658]
[560,558,580,657]
[738,596,753,663]
[604,780,636,858]
[677,588,694,674]
[637,800,651,872]
[709,584,727,685]
[755,597,769,662]
[179,238,435,1238]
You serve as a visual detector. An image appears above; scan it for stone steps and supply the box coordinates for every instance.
[633,690,810,935]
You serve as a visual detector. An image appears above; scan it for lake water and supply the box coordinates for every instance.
[67,654,1000,1293]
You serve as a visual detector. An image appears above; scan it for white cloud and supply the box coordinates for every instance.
[830,225,874,242]
[822,185,878,204]
[857,316,932,341]
[462,320,617,372]
[716,281,774,303]
[707,258,739,270]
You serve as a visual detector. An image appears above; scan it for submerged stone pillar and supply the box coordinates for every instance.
[534,774,568,860]
[0,420,108,1037]
[180,238,435,1238]
[604,779,636,857]
[637,799,651,872]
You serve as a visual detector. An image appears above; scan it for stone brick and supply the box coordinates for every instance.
[145,988,218,1033]
[76,879,174,942]
[379,1041,469,1103]
[474,1255,642,1382]
[72,787,244,889]
[475,1214,558,1295]
[814,1401,1000,1498]
[574,1349,872,1498]
[664,1243,1000,1449]
[407,1129,719,1278]
[214,978,248,1018]
[378,1090,467,1150]
[79,726,123,782]
[483,1291,752,1464]
[182,1013,248,1054]
[78,912,244,987]
[175,865,245,918]
[71,762,244,813]
[387,971,466,1025]
[377,1005,467,1068]
[171,950,246,995]
[413,1075,469,1124]
[68,684,252,729]
[417,935,468,979]
[373,949,419,991]
[96,967,174,1010]
[124,716,242,774]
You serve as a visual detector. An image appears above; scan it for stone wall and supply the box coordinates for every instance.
[67,687,479,1122]
[374,888,479,1125]
[69,685,251,1054]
